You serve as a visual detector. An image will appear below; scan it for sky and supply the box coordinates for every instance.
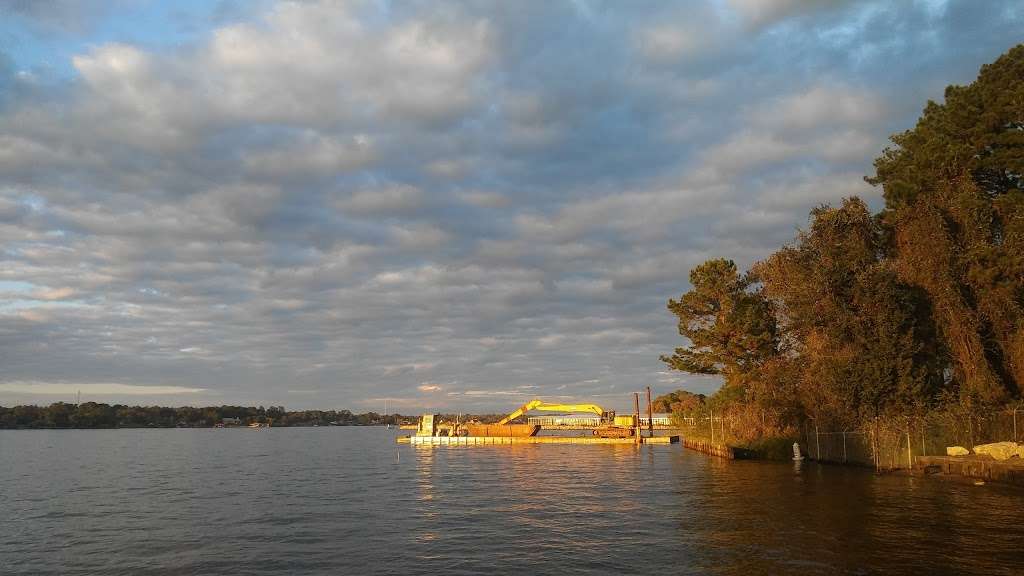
[0,0,1021,413]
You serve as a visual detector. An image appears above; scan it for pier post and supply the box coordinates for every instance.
[814,423,820,461]
[646,386,653,438]
[634,392,641,445]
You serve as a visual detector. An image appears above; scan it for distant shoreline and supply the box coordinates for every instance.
[0,402,418,429]
[0,423,399,430]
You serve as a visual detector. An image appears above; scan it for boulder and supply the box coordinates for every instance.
[946,446,969,457]
[973,441,1020,461]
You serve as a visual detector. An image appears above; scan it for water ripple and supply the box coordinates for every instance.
[2,428,1023,575]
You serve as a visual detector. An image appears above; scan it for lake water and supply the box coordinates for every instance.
[2,427,1022,575]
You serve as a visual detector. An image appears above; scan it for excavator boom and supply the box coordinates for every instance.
[496,399,607,425]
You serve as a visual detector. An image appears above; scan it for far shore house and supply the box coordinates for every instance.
[221,417,242,426]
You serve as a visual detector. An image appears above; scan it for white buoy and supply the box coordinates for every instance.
[792,442,804,461]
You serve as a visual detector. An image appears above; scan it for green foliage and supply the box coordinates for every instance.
[651,389,706,414]
[662,44,1024,445]
[755,198,945,425]
[869,44,1024,204]
[665,199,947,431]
[736,436,797,461]
[870,43,1024,403]
[706,384,746,412]
[0,403,410,429]
[660,258,778,388]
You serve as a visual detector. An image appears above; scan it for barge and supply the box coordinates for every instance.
[395,395,679,446]
[397,434,679,445]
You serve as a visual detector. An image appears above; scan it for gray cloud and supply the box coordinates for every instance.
[1,0,1021,412]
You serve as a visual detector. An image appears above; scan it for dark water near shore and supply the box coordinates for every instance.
[2,428,1022,575]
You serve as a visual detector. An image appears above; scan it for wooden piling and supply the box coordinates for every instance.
[646,386,653,438]
[633,392,641,445]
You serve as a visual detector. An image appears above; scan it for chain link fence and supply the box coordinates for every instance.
[675,408,1022,470]
[798,409,1022,469]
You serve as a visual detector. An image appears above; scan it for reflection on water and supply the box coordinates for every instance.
[2,428,1023,575]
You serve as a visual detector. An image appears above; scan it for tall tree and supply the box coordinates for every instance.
[754,198,945,425]
[661,258,778,389]
[869,44,1024,403]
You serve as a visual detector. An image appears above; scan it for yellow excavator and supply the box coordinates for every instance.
[495,399,635,438]
[413,398,637,438]
[496,399,608,425]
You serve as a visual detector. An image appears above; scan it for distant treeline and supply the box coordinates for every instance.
[0,402,414,429]
[0,403,513,429]
[659,45,1024,446]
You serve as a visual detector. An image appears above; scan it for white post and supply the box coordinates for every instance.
[814,423,820,461]
[710,409,714,444]
[842,431,847,463]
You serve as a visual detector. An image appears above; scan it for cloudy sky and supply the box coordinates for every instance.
[0,0,1020,412]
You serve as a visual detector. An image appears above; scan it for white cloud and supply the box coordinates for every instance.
[725,0,857,28]
[31,286,77,301]
[0,382,206,395]
[383,362,437,376]
[244,132,375,176]
[458,190,510,208]
[339,184,424,216]
[636,22,719,62]
[758,85,886,131]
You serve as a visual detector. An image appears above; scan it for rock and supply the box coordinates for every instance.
[946,446,969,456]
[972,441,1020,461]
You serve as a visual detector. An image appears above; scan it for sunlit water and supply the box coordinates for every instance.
[2,427,1022,575]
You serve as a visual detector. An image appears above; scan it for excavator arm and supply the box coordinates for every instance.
[496,399,607,425]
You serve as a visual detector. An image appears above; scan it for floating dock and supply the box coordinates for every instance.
[397,435,679,445]
[533,424,677,431]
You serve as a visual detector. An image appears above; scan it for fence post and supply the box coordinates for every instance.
[906,430,913,470]
[815,423,820,461]
[968,414,974,448]
[870,423,877,471]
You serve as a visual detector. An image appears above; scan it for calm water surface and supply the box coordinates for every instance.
[2,428,1022,575]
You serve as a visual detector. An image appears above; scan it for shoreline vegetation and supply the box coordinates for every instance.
[657,45,1024,467]
[0,403,509,429]
[0,403,414,429]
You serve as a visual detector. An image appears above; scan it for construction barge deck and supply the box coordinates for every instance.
[397,434,679,445]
